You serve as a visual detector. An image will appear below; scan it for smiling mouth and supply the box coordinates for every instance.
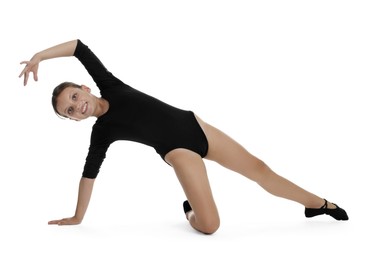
[82,102,88,114]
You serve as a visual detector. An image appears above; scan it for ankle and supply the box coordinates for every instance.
[326,201,337,209]
[306,198,326,209]
[305,198,337,209]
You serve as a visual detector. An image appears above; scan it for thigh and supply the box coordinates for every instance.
[196,116,266,182]
[165,148,219,223]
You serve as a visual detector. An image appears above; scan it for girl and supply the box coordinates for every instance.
[19,39,348,234]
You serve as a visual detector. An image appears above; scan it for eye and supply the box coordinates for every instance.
[72,93,77,101]
[67,107,74,115]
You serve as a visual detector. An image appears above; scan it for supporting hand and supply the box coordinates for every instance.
[48,216,82,226]
[48,177,95,226]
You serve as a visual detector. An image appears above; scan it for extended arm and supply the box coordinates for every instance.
[48,177,95,225]
[19,39,78,86]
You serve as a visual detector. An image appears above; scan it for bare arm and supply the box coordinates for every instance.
[48,177,95,225]
[19,39,78,86]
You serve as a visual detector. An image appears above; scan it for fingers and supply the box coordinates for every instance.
[48,219,71,225]
[33,72,38,82]
[18,61,29,77]
[48,217,80,226]
[24,73,29,86]
[48,219,61,225]
[19,61,30,86]
[19,61,39,86]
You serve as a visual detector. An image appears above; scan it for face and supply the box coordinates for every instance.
[56,85,96,121]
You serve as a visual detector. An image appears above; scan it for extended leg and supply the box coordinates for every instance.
[195,116,348,220]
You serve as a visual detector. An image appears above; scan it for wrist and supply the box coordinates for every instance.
[73,215,83,223]
[32,53,43,62]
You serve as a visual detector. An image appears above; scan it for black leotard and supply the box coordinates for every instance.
[74,40,208,179]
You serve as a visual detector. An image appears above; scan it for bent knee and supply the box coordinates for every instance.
[198,216,220,235]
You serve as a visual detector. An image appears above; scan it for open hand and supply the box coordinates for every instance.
[48,216,82,226]
[19,55,41,86]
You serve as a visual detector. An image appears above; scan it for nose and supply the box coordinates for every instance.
[70,103,82,121]
[74,100,84,114]
[75,103,81,113]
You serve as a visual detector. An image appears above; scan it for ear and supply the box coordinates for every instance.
[81,85,91,93]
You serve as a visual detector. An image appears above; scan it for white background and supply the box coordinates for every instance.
[1,1,374,259]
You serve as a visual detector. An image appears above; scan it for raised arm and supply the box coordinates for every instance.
[19,39,78,86]
[48,177,95,225]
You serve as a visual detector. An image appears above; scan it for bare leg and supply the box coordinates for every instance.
[195,115,337,209]
[166,115,346,234]
[165,149,220,234]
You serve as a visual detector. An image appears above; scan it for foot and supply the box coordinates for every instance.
[183,200,193,220]
[305,199,349,221]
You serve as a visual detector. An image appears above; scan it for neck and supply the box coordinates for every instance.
[94,97,109,117]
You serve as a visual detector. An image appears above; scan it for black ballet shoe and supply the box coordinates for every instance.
[305,199,349,221]
[183,200,192,214]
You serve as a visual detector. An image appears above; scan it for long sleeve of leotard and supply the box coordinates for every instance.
[82,138,110,179]
[73,40,117,179]
[73,39,124,92]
